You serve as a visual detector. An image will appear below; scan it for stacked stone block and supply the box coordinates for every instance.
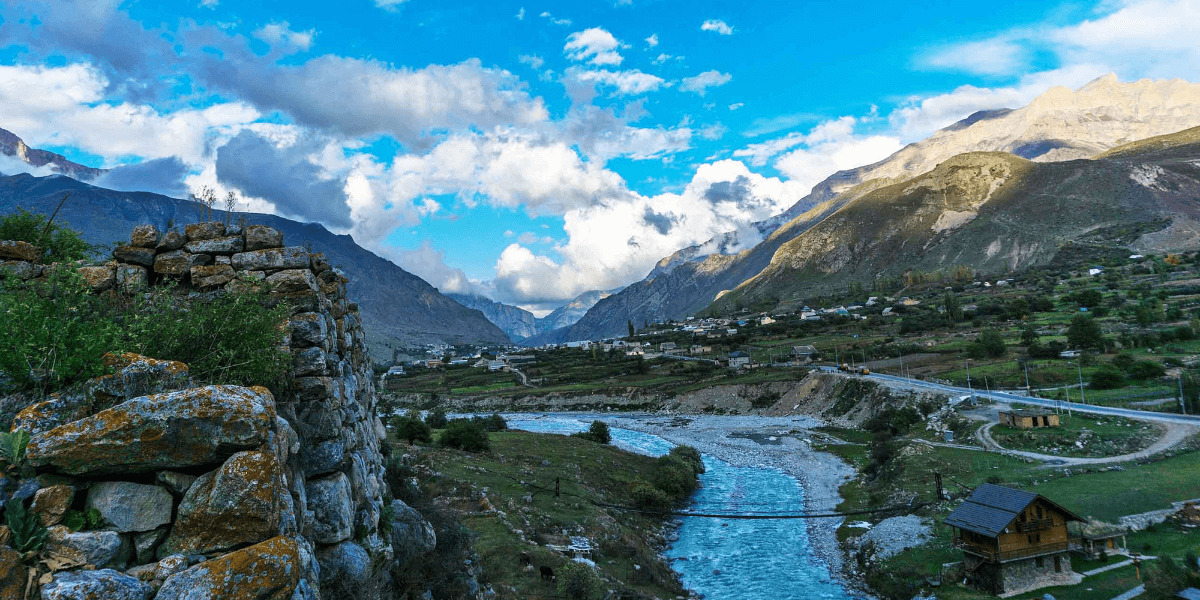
[0,223,417,599]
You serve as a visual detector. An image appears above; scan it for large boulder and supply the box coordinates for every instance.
[155,536,300,600]
[41,569,152,600]
[300,439,345,477]
[0,240,38,261]
[156,230,186,252]
[30,484,74,526]
[266,269,318,294]
[306,473,353,544]
[113,245,155,267]
[159,451,284,557]
[185,235,244,255]
[184,222,226,241]
[44,526,128,569]
[244,226,283,251]
[231,247,309,271]
[12,393,91,438]
[77,264,116,292]
[129,225,161,248]
[90,353,192,405]
[388,500,436,567]
[316,540,371,591]
[27,385,275,476]
[154,250,192,277]
[85,481,173,533]
[191,264,236,288]
[288,313,328,348]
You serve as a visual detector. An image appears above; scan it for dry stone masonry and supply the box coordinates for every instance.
[0,223,432,599]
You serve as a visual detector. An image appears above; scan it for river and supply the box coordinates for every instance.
[504,413,862,600]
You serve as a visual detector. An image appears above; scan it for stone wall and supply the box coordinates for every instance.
[0,223,430,599]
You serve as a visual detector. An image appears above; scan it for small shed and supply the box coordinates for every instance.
[1070,519,1127,559]
[998,409,1060,429]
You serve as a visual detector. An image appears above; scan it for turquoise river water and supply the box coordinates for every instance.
[504,414,858,600]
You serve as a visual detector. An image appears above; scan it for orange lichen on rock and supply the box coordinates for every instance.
[155,536,301,600]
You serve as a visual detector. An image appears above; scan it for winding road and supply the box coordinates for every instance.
[817,367,1200,465]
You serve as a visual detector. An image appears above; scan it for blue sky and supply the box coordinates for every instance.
[1,0,1198,312]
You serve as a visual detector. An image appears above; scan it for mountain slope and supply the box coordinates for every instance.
[0,173,510,355]
[544,75,1200,341]
[711,131,1200,312]
[448,293,539,342]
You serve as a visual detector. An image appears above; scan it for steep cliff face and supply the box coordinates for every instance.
[0,173,510,355]
[0,127,105,180]
[539,75,1200,339]
[1,223,438,598]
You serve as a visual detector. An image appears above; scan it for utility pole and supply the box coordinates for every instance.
[1023,362,1031,396]
[934,472,945,502]
[966,360,975,404]
[899,347,905,379]
[1077,361,1086,405]
[1180,372,1188,415]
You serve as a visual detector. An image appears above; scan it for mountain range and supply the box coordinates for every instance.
[528,74,1200,343]
[449,288,615,343]
[0,135,511,358]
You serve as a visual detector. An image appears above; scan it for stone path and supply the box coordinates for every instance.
[1108,584,1145,600]
[973,420,1195,467]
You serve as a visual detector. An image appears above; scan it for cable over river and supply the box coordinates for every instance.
[504,414,863,600]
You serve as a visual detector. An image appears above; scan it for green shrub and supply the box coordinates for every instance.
[0,208,93,263]
[0,266,122,393]
[392,411,432,445]
[652,455,699,498]
[474,413,507,432]
[438,418,489,452]
[1090,366,1127,390]
[668,445,705,475]
[557,561,601,600]
[572,420,611,444]
[124,283,291,390]
[61,508,104,532]
[630,481,670,510]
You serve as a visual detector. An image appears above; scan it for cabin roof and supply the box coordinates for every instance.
[945,483,1084,538]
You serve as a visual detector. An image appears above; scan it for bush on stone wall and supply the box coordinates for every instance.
[0,208,93,263]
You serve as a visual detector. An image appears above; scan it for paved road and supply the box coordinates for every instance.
[817,367,1200,426]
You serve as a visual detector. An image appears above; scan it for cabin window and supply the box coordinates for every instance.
[1036,506,1044,520]
[1054,556,1062,572]
[1036,556,1044,568]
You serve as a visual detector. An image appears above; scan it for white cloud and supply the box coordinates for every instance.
[564,27,624,66]
[0,63,259,165]
[252,21,316,52]
[697,123,727,140]
[728,102,743,111]
[539,11,572,26]
[516,7,525,20]
[199,0,218,7]
[373,0,410,10]
[700,19,734,35]
[922,38,1026,76]
[568,67,666,95]
[652,53,674,65]
[518,54,544,70]
[645,33,658,47]
[680,70,732,95]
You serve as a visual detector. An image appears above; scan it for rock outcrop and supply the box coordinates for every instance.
[0,223,437,599]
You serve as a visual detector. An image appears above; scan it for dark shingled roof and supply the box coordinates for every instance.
[944,483,1083,538]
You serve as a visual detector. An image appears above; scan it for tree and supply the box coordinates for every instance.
[574,420,611,444]
[392,411,432,445]
[943,292,962,323]
[424,407,448,429]
[627,320,635,337]
[1067,315,1105,351]
[1020,323,1039,347]
[557,561,601,600]
[969,329,1006,359]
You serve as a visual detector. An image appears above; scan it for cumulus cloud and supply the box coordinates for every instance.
[564,27,624,66]
[680,70,732,95]
[94,157,190,197]
[539,11,572,26]
[645,34,659,47]
[0,153,57,177]
[253,22,317,52]
[390,240,481,295]
[215,129,353,228]
[373,0,410,10]
[700,19,734,35]
[567,67,666,96]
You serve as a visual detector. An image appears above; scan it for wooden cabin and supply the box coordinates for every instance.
[946,483,1084,595]
[998,409,1060,429]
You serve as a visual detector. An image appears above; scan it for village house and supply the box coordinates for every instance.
[792,345,818,359]
[660,341,677,352]
[946,483,1084,595]
[727,351,751,368]
[1071,520,1127,559]
[998,409,1061,429]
